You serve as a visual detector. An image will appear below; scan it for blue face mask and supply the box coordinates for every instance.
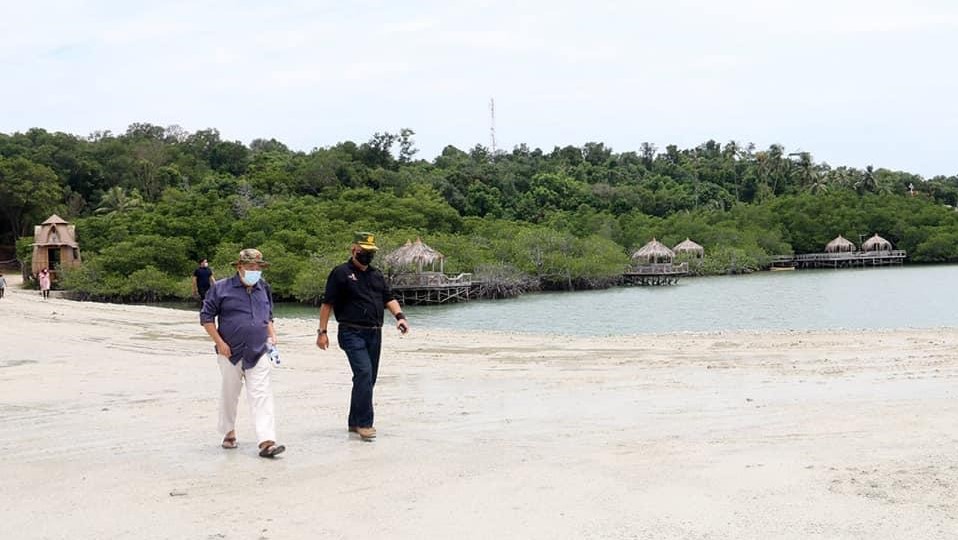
[241,270,262,286]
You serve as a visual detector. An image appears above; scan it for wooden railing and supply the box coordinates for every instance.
[389,271,474,288]
[773,250,907,263]
[626,262,689,274]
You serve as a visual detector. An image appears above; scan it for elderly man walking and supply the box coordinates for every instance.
[201,248,285,458]
[316,232,410,440]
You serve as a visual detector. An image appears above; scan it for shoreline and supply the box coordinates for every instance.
[25,292,958,340]
[13,262,955,339]
[1,275,957,539]
[18,259,947,308]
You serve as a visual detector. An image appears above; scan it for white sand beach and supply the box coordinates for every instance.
[1,274,956,539]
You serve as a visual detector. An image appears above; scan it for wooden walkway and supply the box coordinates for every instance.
[769,250,907,269]
[389,272,474,305]
[622,262,688,286]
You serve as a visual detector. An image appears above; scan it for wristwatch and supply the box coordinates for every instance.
[317,329,328,335]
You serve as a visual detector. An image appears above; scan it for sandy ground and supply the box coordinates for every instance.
[1,273,957,540]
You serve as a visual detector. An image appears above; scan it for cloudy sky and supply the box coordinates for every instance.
[2,0,956,176]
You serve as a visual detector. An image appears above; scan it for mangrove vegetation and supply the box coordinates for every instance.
[2,124,958,302]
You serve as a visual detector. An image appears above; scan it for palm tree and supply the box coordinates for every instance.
[95,186,143,215]
[827,166,856,190]
[807,176,829,195]
[759,144,791,195]
[855,165,878,194]
[876,180,895,195]
[794,152,816,188]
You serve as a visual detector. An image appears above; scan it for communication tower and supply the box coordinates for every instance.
[489,98,497,153]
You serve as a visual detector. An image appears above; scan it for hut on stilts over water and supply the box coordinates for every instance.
[775,232,905,269]
[673,237,705,273]
[861,233,893,253]
[857,233,903,265]
[673,238,705,259]
[824,235,856,253]
[31,214,82,281]
[384,238,473,304]
[623,238,688,286]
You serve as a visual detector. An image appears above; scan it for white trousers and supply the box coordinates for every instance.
[218,354,276,445]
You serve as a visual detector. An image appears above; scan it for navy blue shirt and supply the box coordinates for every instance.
[193,266,214,293]
[323,259,396,327]
[200,274,274,369]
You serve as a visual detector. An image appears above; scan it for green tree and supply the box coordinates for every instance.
[95,186,143,215]
[855,165,878,194]
[397,128,418,164]
[0,156,63,238]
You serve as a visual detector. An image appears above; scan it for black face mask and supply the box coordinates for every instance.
[355,250,375,266]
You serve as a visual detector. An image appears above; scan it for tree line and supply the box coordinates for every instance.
[2,124,958,302]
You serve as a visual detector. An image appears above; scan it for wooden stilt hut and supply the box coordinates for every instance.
[384,238,472,304]
[861,233,893,252]
[31,214,81,279]
[386,238,445,275]
[623,238,687,285]
[769,230,906,270]
[825,235,856,253]
[673,238,704,259]
[772,232,905,269]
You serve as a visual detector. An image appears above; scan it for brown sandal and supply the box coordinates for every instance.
[221,436,237,449]
[258,444,286,458]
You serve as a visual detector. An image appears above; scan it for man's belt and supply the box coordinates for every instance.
[338,322,382,330]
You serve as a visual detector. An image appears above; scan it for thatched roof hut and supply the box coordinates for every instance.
[862,233,893,252]
[384,237,445,273]
[31,214,81,277]
[824,235,856,253]
[631,238,674,264]
[673,238,704,257]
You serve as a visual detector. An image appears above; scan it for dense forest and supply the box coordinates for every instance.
[2,124,958,302]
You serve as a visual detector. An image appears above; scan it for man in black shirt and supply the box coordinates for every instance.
[316,232,410,440]
[192,258,215,301]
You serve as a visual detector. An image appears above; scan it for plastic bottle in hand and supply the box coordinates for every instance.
[266,343,281,366]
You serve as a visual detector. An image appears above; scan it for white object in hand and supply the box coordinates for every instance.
[266,344,281,366]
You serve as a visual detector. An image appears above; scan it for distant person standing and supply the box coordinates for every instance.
[0,272,6,299]
[200,248,285,458]
[38,268,51,300]
[316,232,410,440]
[192,258,215,301]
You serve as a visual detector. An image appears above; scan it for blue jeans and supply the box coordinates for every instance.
[337,327,382,428]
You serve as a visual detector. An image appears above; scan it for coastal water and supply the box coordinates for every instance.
[268,265,958,336]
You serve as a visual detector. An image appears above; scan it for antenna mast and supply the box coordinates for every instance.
[489,98,497,153]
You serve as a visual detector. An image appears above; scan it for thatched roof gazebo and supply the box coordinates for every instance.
[624,237,687,285]
[385,237,445,273]
[631,238,675,264]
[862,233,893,252]
[673,238,704,258]
[31,214,81,277]
[824,235,856,253]
[383,238,475,304]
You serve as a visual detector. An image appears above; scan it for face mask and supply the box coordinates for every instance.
[355,251,375,266]
[241,270,262,286]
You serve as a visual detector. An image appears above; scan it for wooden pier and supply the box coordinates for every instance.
[622,262,688,286]
[389,272,474,305]
[769,250,906,269]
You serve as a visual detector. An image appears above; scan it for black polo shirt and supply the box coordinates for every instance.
[193,266,214,293]
[323,259,396,327]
